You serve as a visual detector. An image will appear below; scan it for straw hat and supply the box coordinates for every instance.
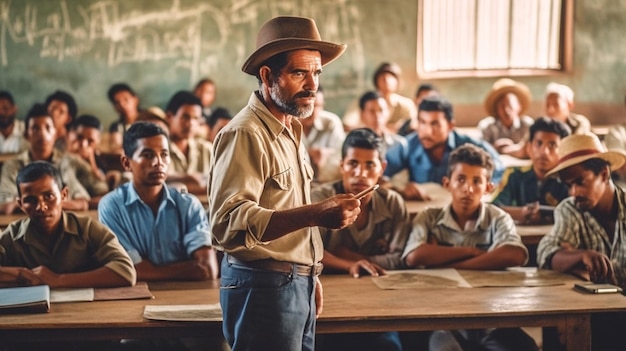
[483,78,532,117]
[242,16,347,76]
[546,134,626,176]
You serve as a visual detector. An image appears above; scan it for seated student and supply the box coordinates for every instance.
[312,128,410,275]
[205,106,232,143]
[164,90,213,195]
[492,117,571,224]
[398,83,439,136]
[312,128,408,351]
[107,83,142,153]
[193,77,217,118]
[65,115,110,197]
[403,144,536,351]
[545,82,591,135]
[0,161,136,288]
[98,122,218,282]
[384,96,504,200]
[45,90,78,150]
[477,78,534,154]
[343,62,417,132]
[300,87,345,183]
[0,90,28,155]
[359,91,406,152]
[536,133,626,350]
[0,104,91,214]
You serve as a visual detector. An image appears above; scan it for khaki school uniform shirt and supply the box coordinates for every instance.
[0,212,136,285]
[209,92,323,265]
[169,137,213,176]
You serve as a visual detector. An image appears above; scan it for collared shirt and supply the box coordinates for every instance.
[477,114,534,145]
[0,120,28,154]
[208,92,323,265]
[0,212,136,285]
[537,186,626,286]
[311,181,411,269]
[98,183,211,265]
[0,149,91,203]
[402,203,528,264]
[169,137,213,178]
[492,165,569,207]
[565,113,591,135]
[384,130,504,185]
[304,110,345,182]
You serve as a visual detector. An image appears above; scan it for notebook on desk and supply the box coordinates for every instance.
[0,285,50,314]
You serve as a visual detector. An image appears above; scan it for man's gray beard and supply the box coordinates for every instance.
[269,83,314,118]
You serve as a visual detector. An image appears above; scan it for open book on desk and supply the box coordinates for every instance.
[51,281,153,303]
[0,285,50,314]
[143,303,222,322]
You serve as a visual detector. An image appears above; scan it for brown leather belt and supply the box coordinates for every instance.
[226,255,323,277]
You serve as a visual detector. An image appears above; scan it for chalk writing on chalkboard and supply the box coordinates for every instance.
[0,0,365,91]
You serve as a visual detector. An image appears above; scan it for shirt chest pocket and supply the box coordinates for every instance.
[271,168,293,191]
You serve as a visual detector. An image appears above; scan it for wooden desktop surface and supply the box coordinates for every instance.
[1,274,625,350]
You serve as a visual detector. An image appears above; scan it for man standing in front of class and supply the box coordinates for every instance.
[208,16,361,351]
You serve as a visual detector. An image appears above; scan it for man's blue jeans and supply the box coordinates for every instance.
[220,257,316,351]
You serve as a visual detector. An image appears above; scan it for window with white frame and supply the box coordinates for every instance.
[417,0,572,78]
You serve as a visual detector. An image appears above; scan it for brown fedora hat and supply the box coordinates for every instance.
[242,16,347,76]
[546,133,626,177]
[483,78,532,117]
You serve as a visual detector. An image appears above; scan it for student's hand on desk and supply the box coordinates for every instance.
[580,250,617,285]
[30,266,61,287]
[0,267,43,286]
[348,259,386,279]
[315,194,361,229]
[520,202,541,225]
[192,246,219,280]
[401,182,431,201]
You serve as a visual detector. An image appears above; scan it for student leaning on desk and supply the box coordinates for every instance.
[0,161,136,288]
[537,133,626,351]
[402,144,538,351]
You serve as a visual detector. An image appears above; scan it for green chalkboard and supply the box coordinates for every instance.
[0,0,415,127]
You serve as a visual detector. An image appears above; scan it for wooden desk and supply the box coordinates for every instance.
[1,275,625,350]
[404,183,451,215]
[319,274,626,350]
[0,210,99,229]
[516,224,553,245]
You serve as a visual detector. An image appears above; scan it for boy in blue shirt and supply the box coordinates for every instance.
[99,122,217,281]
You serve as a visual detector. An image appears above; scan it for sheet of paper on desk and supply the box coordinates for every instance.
[51,288,94,303]
[51,282,153,303]
[143,303,223,321]
[459,267,571,287]
[371,269,472,290]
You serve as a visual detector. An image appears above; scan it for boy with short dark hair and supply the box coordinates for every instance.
[107,83,141,152]
[0,90,28,154]
[98,122,218,281]
[0,103,92,214]
[403,143,536,351]
[45,90,78,149]
[492,117,571,224]
[164,90,213,194]
[0,161,136,288]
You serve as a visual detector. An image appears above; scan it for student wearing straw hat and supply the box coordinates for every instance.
[537,132,626,350]
[478,78,535,154]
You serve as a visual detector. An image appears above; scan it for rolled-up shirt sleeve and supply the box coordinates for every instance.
[209,126,275,250]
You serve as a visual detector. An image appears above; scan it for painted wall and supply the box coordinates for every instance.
[0,0,623,127]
